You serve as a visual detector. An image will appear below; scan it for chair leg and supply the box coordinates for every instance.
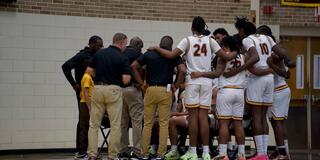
[97,127,108,158]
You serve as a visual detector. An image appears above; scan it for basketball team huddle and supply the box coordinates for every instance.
[63,15,295,160]
[150,16,294,160]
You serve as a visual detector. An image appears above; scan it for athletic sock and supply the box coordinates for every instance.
[171,145,177,152]
[262,134,269,154]
[218,144,227,156]
[238,144,245,155]
[189,146,197,154]
[203,145,209,154]
[254,135,264,155]
[227,141,233,150]
[284,139,290,155]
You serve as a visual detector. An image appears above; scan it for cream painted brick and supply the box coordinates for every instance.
[0,84,13,95]
[22,96,45,107]
[55,130,75,142]
[16,37,35,49]
[34,84,55,96]
[0,47,24,60]
[55,107,76,119]
[34,38,56,49]
[64,96,77,107]
[41,142,65,148]
[44,96,65,107]
[12,84,34,96]
[12,108,34,120]
[42,119,65,130]
[12,131,33,143]
[0,60,13,71]
[22,48,43,61]
[23,72,45,84]
[34,61,55,73]
[63,119,77,130]
[45,72,66,84]
[23,25,45,37]
[34,108,55,119]
[33,131,55,142]
[84,28,108,40]
[40,49,65,61]
[0,72,23,83]
[0,131,11,144]
[43,27,65,38]
[64,141,76,148]
[0,23,23,36]
[55,85,74,96]
[0,108,12,120]
[0,36,15,48]
[64,27,86,39]
[22,119,41,130]
[13,60,34,72]
[55,38,76,50]
[0,95,23,107]
[55,61,64,73]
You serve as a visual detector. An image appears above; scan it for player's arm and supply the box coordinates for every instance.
[248,66,273,76]
[191,57,226,79]
[175,63,186,89]
[131,60,144,86]
[267,56,289,78]
[151,47,183,59]
[215,49,237,61]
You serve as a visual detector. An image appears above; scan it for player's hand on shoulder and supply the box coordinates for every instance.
[147,46,158,51]
[190,72,202,79]
[267,56,273,66]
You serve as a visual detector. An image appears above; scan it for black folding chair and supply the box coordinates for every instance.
[97,114,111,159]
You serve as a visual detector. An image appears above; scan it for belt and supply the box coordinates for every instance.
[95,81,109,85]
[222,85,243,89]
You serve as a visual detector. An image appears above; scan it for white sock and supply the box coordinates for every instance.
[203,145,209,154]
[262,135,269,154]
[218,144,227,156]
[171,145,177,151]
[284,139,290,155]
[189,146,197,154]
[227,141,233,150]
[238,144,245,154]
[254,135,264,155]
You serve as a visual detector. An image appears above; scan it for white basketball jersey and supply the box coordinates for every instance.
[177,35,221,86]
[218,54,246,88]
[243,34,275,78]
[274,62,288,88]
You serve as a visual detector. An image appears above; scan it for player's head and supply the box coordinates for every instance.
[113,33,128,51]
[213,28,229,44]
[88,35,103,53]
[191,16,206,35]
[220,36,240,54]
[235,17,256,38]
[160,35,173,51]
[257,25,276,41]
[233,33,245,54]
[129,36,143,52]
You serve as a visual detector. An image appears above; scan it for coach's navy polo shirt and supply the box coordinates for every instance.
[89,45,131,86]
[137,50,183,86]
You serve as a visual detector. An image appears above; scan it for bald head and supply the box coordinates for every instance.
[129,36,143,51]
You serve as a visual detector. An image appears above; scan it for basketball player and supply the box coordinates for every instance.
[229,18,288,160]
[149,16,237,160]
[191,36,247,160]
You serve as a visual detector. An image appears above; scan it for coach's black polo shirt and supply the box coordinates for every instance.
[62,47,94,86]
[89,45,131,86]
[123,46,142,86]
[137,50,183,86]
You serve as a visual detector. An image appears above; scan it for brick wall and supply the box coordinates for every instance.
[0,0,251,24]
[260,0,320,27]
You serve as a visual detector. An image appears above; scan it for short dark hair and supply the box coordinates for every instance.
[112,33,127,44]
[89,35,102,44]
[192,16,206,33]
[213,28,229,37]
[160,35,173,50]
[257,25,276,41]
[129,36,143,50]
[220,36,240,54]
[235,17,256,36]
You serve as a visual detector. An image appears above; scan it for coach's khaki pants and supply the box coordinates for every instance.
[87,85,123,158]
[141,86,172,156]
[120,86,144,155]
